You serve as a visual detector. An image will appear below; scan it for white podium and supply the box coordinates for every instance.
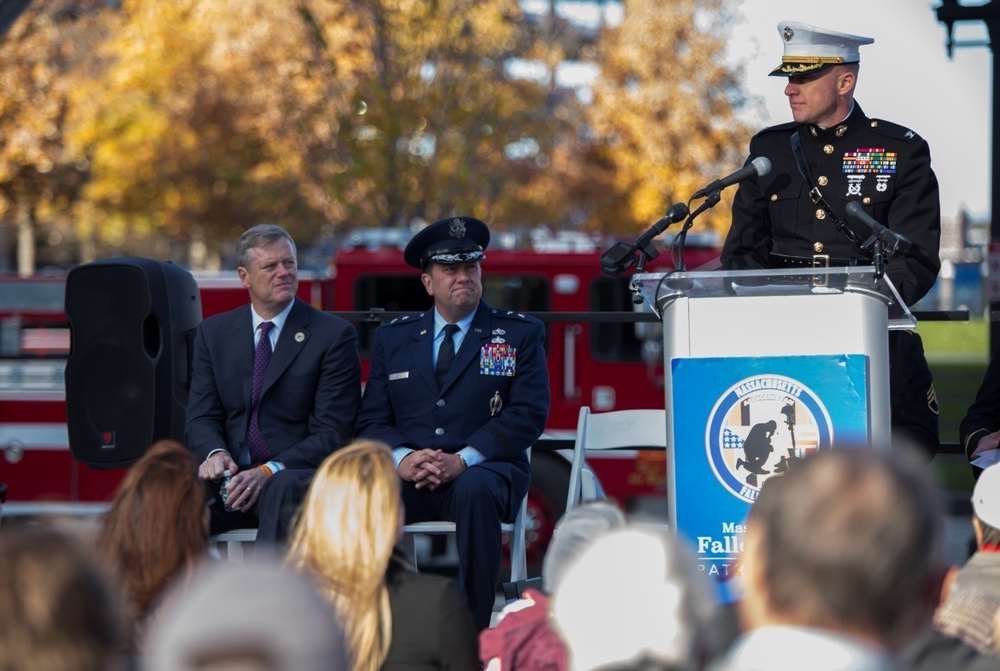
[632,266,911,602]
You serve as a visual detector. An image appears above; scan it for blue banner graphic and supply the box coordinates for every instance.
[671,355,870,603]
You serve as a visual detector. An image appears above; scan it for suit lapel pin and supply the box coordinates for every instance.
[295,332,305,342]
[420,329,428,335]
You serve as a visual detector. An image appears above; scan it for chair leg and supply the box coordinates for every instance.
[509,496,528,582]
[510,532,527,582]
[400,533,417,571]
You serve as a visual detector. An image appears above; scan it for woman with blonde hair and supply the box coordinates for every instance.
[286,439,479,671]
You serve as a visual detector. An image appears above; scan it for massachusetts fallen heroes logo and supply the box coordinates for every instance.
[706,375,833,503]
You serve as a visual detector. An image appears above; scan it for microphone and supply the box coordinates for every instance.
[600,202,690,276]
[692,157,772,199]
[844,201,912,257]
[600,242,638,277]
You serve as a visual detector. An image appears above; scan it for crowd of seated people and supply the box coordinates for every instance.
[2,435,999,671]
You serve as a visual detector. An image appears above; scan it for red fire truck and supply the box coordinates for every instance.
[0,231,720,568]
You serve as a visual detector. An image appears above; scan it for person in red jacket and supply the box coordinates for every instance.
[480,501,626,671]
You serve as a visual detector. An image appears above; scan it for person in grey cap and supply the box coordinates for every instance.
[143,559,348,671]
[721,21,942,459]
[357,216,551,630]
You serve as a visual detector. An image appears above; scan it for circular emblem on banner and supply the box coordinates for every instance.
[706,374,833,503]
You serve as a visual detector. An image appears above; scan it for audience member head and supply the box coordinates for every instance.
[144,559,346,671]
[0,525,124,671]
[285,439,400,671]
[97,439,209,649]
[971,463,1000,549]
[542,500,627,594]
[740,448,944,651]
[552,526,717,671]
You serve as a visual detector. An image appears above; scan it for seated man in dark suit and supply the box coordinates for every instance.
[185,224,361,544]
[356,216,550,629]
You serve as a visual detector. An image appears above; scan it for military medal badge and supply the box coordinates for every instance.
[489,391,503,416]
[480,341,516,376]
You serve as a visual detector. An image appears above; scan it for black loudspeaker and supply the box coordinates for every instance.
[65,258,202,468]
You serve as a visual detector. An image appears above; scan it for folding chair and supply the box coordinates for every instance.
[566,407,668,512]
[210,528,258,563]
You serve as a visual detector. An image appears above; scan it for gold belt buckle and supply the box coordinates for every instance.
[811,254,830,287]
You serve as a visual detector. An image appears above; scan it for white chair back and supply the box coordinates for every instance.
[566,407,667,511]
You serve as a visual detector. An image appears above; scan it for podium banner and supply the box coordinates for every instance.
[670,354,870,603]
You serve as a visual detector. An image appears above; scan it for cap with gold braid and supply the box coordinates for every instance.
[769,21,874,77]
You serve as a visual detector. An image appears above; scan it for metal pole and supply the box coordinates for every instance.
[936,1,1000,350]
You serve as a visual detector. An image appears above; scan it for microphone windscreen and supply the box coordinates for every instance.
[752,156,772,177]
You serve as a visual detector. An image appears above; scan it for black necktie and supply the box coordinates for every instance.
[435,324,459,385]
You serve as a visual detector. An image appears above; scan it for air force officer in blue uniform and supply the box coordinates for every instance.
[356,217,550,629]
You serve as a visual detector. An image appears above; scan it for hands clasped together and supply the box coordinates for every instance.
[198,452,268,512]
[398,449,467,491]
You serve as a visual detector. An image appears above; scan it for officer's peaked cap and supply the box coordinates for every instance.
[403,216,490,269]
[770,21,874,77]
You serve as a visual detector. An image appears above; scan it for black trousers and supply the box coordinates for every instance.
[400,467,515,631]
[889,330,939,460]
[207,468,314,545]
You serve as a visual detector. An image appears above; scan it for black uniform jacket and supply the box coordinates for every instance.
[722,102,941,306]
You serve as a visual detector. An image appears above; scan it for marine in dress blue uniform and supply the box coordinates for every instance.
[356,217,550,629]
[722,21,941,457]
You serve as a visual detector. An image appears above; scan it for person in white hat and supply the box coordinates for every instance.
[930,464,1000,656]
[721,21,942,460]
[550,526,718,671]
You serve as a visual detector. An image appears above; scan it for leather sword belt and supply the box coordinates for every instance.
[769,253,858,269]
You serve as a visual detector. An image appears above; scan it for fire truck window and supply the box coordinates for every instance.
[351,275,549,355]
[482,276,549,313]
[0,279,70,359]
[589,277,643,361]
[351,275,427,353]
[0,281,65,312]
[481,275,551,355]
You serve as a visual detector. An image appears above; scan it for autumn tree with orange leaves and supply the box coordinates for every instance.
[572,0,758,241]
[0,0,757,271]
